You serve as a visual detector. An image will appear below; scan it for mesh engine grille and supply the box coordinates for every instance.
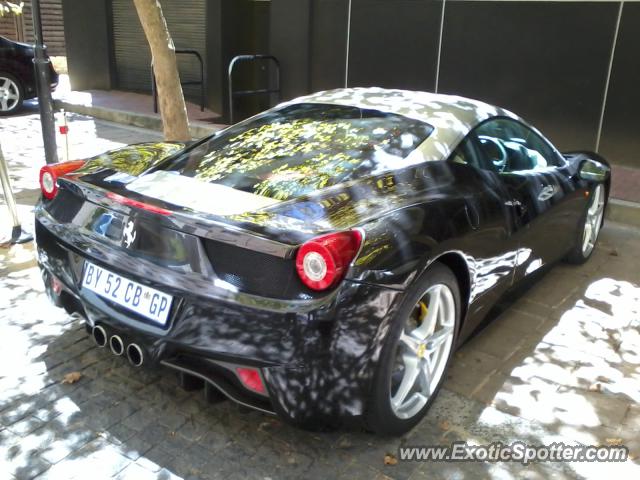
[204,239,306,299]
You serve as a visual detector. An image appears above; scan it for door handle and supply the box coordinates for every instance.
[505,199,527,218]
[537,185,556,202]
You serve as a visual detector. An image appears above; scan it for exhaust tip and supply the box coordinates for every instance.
[92,325,107,348]
[126,343,144,367]
[109,335,124,356]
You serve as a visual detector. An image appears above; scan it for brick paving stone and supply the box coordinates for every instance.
[622,404,640,431]
[7,415,46,437]
[0,429,52,480]
[463,322,530,360]
[335,460,386,480]
[38,438,130,480]
[114,462,168,480]
[33,396,84,424]
[175,415,213,442]
[35,424,96,465]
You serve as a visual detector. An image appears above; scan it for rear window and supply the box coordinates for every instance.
[157,103,433,200]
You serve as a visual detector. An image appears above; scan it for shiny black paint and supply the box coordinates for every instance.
[35,127,604,428]
[0,36,58,100]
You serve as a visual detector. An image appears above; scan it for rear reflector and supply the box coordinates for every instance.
[236,367,266,395]
[39,160,86,200]
[51,275,63,295]
[106,192,171,216]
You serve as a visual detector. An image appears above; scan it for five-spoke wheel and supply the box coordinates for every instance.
[366,263,460,435]
[566,182,607,264]
[391,284,455,419]
[581,184,605,257]
[0,73,23,115]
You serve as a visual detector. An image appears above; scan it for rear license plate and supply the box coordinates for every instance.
[82,261,173,325]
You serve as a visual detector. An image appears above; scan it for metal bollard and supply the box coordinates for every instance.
[0,143,33,246]
[57,109,69,162]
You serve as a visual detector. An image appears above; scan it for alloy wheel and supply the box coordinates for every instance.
[390,283,456,419]
[581,184,605,257]
[0,76,20,112]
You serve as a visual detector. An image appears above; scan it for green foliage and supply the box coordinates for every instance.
[0,1,23,16]
[192,118,389,201]
[76,142,185,176]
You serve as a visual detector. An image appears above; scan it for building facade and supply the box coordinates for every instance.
[1,0,66,56]
[62,0,639,167]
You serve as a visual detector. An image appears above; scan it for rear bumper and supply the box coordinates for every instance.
[35,216,402,426]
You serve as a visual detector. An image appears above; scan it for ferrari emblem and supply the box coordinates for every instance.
[123,220,137,248]
[417,343,427,359]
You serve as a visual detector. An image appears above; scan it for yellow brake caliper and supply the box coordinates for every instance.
[416,301,428,358]
[418,301,428,324]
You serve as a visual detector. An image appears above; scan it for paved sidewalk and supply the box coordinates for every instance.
[1,111,639,479]
[53,75,224,139]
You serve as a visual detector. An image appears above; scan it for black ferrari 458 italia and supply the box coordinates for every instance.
[36,88,610,434]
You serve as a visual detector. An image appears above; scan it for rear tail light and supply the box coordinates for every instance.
[236,367,266,395]
[39,160,85,199]
[295,230,363,291]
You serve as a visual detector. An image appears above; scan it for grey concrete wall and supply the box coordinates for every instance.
[62,0,113,91]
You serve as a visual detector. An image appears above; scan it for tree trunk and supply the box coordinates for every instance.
[133,0,190,141]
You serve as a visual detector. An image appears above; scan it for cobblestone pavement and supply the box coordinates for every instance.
[1,110,639,479]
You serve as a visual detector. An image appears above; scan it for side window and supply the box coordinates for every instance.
[471,118,563,173]
[450,135,489,171]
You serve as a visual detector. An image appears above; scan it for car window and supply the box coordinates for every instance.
[450,134,496,172]
[155,103,434,201]
[455,118,563,174]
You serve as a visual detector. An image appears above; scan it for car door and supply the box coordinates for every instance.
[473,118,578,279]
[447,131,519,326]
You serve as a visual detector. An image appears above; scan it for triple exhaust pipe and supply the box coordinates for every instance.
[91,325,144,367]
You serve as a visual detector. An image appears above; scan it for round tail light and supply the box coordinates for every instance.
[39,160,86,200]
[296,230,363,291]
[40,170,57,199]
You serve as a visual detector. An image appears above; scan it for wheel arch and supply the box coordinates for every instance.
[430,251,472,331]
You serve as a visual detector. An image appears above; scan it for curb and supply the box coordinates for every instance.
[606,198,640,228]
[54,99,222,139]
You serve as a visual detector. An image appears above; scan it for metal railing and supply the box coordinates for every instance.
[228,54,280,124]
[152,49,205,113]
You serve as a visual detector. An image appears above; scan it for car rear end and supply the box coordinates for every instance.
[34,158,394,425]
[35,103,436,425]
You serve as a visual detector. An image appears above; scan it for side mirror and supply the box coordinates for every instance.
[578,159,610,183]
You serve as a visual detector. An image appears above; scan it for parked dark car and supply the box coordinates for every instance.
[0,35,58,115]
[35,88,610,434]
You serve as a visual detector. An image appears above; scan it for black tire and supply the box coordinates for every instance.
[0,72,24,115]
[365,262,461,435]
[565,183,607,265]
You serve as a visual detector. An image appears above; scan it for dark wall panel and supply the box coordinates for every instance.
[348,0,442,91]
[439,1,618,151]
[223,0,273,120]
[309,0,349,92]
[62,0,112,90]
[599,3,640,168]
[270,0,312,100]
